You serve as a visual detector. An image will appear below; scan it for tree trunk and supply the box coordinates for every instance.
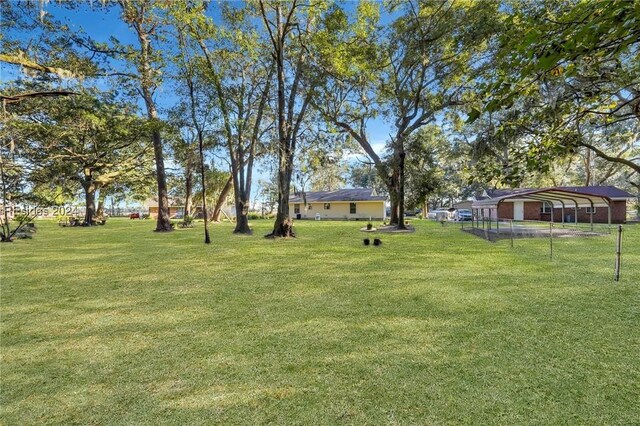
[150,129,173,231]
[390,197,398,225]
[267,145,296,238]
[131,9,172,233]
[230,141,252,235]
[233,195,251,234]
[0,150,13,240]
[196,136,210,244]
[83,183,96,225]
[422,199,428,219]
[268,155,295,238]
[388,163,400,227]
[179,37,210,244]
[184,167,193,218]
[261,2,301,238]
[396,148,407,229]
[233,64,270,235]
[212,176,233,222]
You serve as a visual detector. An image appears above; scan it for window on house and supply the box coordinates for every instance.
[586,207,596,214]
[350,203,357,214]
[324,203,331,210]
[294,204,300,214]
[540,202,552,213]
[307,204,312,210]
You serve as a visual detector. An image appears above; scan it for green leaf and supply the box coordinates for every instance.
[466,108,481,123]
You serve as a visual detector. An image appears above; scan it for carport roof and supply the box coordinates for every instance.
[472,186,633,209]
[485,186,633,200]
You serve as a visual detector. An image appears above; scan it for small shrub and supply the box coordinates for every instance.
[373,238,381,246]
[178,215,194,228]
[363,238,370,246]
[13,213,30,223]
[366,222,373,230]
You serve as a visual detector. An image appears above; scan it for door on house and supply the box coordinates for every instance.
[513,201,524,221]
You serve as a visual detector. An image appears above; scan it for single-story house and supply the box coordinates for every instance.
[472,186,634,224]
[289,188,386,220]
[143,198,185,219]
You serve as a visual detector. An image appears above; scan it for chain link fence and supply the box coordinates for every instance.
[461,217,630,282]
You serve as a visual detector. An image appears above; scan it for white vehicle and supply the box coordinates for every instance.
[455,209,473,221]
[427,209,454,221]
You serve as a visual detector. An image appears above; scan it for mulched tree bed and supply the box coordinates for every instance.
[376,225,416,233]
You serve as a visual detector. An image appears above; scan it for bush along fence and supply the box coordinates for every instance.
[462,217,626,282]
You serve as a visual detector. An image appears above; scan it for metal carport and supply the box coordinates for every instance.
[471,188,613,230]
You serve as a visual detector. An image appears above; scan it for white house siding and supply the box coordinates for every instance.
[289,201,385,220]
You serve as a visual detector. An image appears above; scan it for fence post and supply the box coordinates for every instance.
[614,225,622,282]
[483,217,489,240]
[510,219,514,248]
[549,222,553,259]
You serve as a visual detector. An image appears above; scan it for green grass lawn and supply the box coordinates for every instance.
[1,218,639,425]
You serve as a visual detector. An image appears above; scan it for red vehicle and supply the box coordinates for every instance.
[129,212,140,219]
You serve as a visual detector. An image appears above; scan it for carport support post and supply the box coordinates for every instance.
[614,225,622,282]
[510,219,514,248]
[549,222,553,259]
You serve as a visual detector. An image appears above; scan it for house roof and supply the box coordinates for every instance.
[453,200,474,208]
[473,186,634,209]
[289,188,386,203]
